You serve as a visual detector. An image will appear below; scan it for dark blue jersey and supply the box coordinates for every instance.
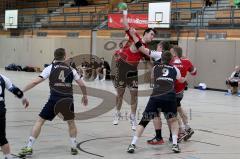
[40,62,80,98]
[0,75,6,108]
[151,64,180,101]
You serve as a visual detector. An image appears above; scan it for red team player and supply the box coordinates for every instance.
[112,9,159,130]
[170,46,197,140]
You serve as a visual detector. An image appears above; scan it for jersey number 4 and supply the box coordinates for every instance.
[58,70,66,82]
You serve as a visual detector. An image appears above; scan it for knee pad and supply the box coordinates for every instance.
[0,136,8,146]
[139,118,150,128]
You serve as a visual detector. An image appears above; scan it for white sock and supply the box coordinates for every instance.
[27,136,35,148]
[4,154,13,159]
[96,75,99,80]
[172,135,178,145]
[131,136,138,145]
[130,113,136,120]
[70,137,77,148]
[228,89,231,93]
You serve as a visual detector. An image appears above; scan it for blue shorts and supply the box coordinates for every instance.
[39,96,74,121]
[143,97,177,120]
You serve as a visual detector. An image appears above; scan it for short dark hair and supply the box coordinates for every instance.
[173,46,182,58]
[143,28,157,36]
[161,51,173,64]
[54,48,66,60]
[158,41,170,51]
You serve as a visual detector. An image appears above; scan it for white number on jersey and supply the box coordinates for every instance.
[162,68,169,77]
[58,70,66,82]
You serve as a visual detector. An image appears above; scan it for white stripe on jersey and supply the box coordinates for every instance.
[150,50,162,61]
[40,64,80,80]
[0,74,13,90]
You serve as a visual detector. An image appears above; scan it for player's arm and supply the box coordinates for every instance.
[188,61,197,76]
[122,10,130,30]
[23,65,51,92]
[128,28,162,61]
[2,75,29,108]
[174,66,185,83]
[73,69,88,106]
[23,77,45,92]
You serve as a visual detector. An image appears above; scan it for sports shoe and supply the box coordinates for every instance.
[237,93,240,97]
[100,78,105,81]
[18,147,33,157]
[113,112,121,125]
[184,128,194,141]
[172,144,181,153]
[225,92,232,96]
[130,116,137,131]
[147,136,164,145]
[177,132,188,143]
[71,148,78,155]
[127,144,136,153]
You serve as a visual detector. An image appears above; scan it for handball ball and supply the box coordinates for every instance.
[118,2,128,10]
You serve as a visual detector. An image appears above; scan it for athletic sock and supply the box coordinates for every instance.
[27,136,35,148]
[4,154,13,159]
[155,129,162,139]
[70,137,77,148]
[131,136,138,145]
[172,135,178,145]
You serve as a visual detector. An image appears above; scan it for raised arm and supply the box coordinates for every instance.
[122,10,130,30]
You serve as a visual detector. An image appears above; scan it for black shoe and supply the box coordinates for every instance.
[71,148,78,155]
[127,144,136,153]
[178,132,188,143]
[184,128,194,141]
[172,144,181,153]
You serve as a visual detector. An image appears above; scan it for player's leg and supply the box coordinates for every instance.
[225,80,232,95]
[127,98,157,153]
[0,110,13,159]
[19,98,56,156]
[113,87,125,125]
[19,116,46,156]
[163,100,180,153]
[67,120,78,155]
[146,115,164,145]
[129,88,138,130]
[168,117,180,153]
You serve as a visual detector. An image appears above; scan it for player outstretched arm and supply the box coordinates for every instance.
[75,79,88,106]
[23,77,45,93]
[122,9,130,30]
[1,75,29,108]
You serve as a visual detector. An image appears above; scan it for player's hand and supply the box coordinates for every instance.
[82,95,88,106]
[129,28,136,36]
[22,98,29,109]
[178,77,186,83]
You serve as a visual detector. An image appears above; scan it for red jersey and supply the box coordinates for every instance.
[171,57,197,93]
[115,29,147,66]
